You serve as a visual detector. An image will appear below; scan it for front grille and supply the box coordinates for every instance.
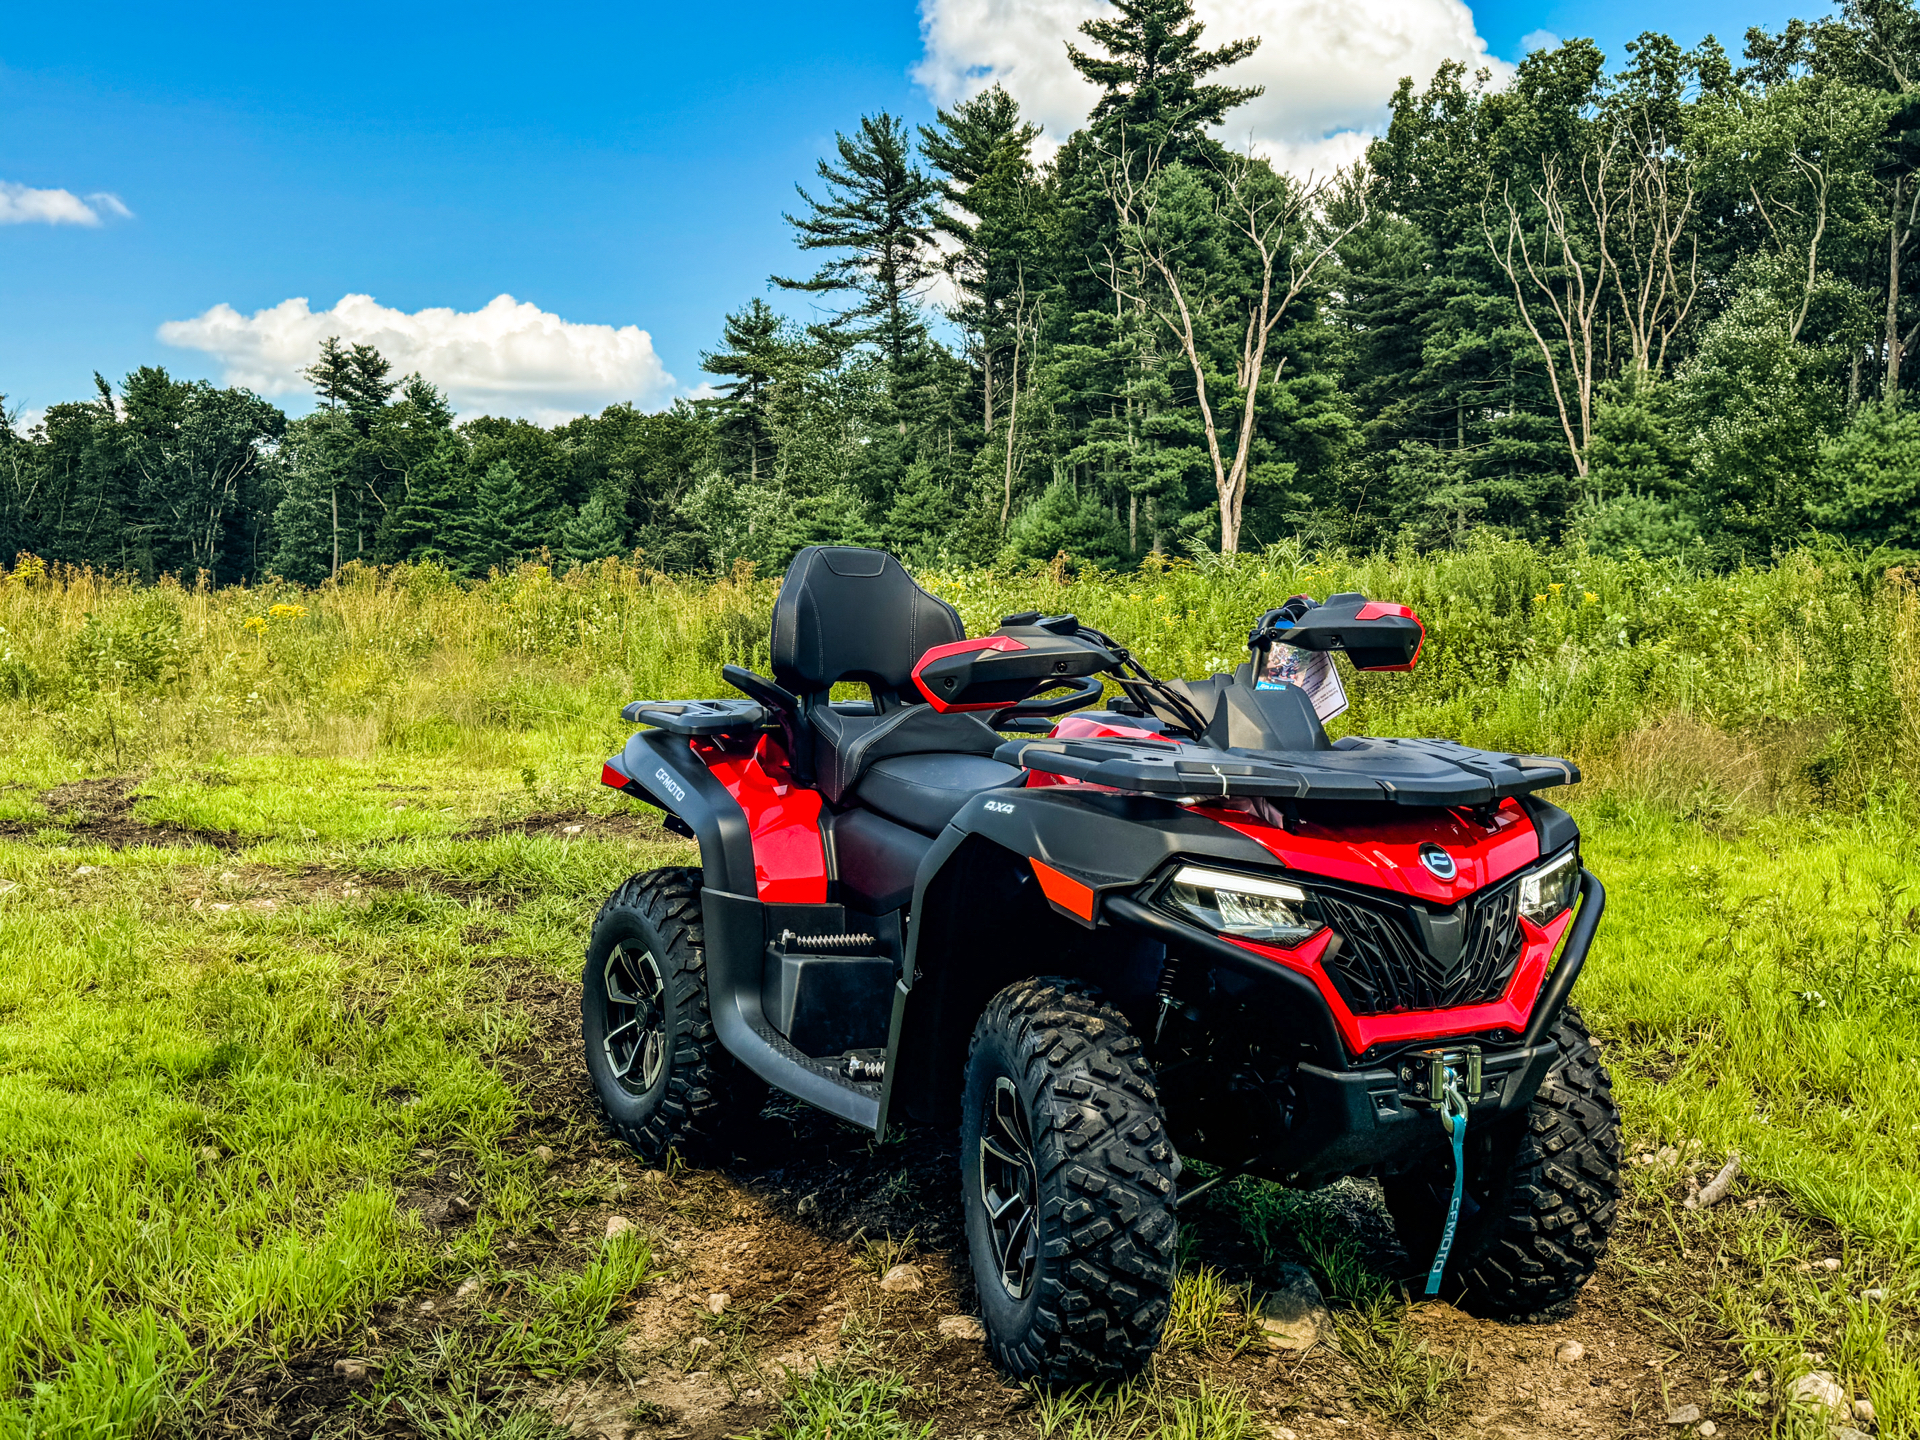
[1313,883,1524,1015]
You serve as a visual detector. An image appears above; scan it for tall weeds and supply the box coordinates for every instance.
[1,541,1912,817]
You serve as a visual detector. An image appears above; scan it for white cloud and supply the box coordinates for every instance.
[9,407,47,438]
[0,181,133,226]
[1521,28,1562,53]
[914,0,1511,176]
[157,293,678,425]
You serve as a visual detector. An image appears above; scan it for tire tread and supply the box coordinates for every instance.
[968,977,1177,1384]
[583,867,760,1160]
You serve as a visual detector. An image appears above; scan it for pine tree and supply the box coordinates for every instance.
[774,113,940,366]
[1067,0,1262,150]
[561,492,626,564]
[700,300,792,482]
[378,433,470,565]
[920,87,1051,438]
[456,460,550,574]
[341,344,400,434]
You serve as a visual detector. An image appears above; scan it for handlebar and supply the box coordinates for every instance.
[990,674,1106,730]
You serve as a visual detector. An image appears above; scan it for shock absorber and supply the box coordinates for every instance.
[1153,955,1184,1043]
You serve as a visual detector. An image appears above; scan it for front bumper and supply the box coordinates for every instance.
[1273,1041,1559,1184]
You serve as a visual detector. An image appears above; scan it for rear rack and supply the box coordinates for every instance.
[620,698,767,737]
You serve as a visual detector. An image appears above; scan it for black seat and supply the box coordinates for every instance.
[771,547,1004,804]
[854,752,1025,835]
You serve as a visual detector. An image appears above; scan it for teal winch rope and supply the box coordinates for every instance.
[1424,1076,1469,1297]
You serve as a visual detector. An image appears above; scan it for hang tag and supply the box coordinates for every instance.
[1255,642,1348,722]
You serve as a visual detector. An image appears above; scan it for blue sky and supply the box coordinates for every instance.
[2,0,1817,426]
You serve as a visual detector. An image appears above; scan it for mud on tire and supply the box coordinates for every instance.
[581,867,764,1161]
[960,977,1178,1385]
[1383,1006,1622,1315]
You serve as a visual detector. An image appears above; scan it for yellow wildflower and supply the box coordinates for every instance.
[269,602,307,620]
[1549,583,1564,593]
[1534,593,1547,604]
[243,616,268,633]
[1583,591,1598,605]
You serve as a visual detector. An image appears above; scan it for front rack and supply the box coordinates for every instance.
[993,733,1577,807]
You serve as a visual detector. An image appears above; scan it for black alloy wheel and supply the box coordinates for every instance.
[600,941,668,1096]
[978,1076,1040,1299]
[960,977,1177,1385]
[581,867,765,1160]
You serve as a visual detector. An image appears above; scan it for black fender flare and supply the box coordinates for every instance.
[904,785,1278,942]
[878,785,1297,1126]
[607,730,757,895]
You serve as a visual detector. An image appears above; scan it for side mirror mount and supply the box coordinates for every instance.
[1257,592,1425,671]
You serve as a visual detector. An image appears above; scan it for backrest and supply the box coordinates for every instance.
[772,547,963,700]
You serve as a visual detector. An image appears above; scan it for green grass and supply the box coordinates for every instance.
[1332,1293,1468,1428]
[770,1356,931,1440]
[1160,1266,1263,1357]
[0,545,1913,1436]
[0,760,685,1436]
[1029,1377,1259,1440]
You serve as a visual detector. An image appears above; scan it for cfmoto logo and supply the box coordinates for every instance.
[1419,844,1457,881]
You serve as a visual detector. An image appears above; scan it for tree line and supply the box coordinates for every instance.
[3,0,1915,584]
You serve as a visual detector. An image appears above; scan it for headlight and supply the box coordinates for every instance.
[1518,850,1579,926]
[1163,866,1324,947]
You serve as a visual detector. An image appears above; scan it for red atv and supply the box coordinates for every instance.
[586,547,1620,1382]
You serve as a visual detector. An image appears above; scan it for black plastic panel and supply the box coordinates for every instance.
[763,952,895,1054]
[831,808,935,913]
[1312,881,1524,1015]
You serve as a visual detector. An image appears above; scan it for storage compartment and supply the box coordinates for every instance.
[760,925,896,1056]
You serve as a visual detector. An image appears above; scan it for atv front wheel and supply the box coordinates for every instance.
[1382,1006,1622,1314]
[581,867,764,1161]
[960,977,1178,1384]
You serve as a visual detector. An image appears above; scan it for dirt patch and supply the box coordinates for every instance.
[192,971,1762,1441]
[1,775,246,850]
[458,808,672,843]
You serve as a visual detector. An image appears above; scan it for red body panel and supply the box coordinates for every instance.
[1198,799,1540,904]
[912,634,1030,711]
[1027,714,1559,1051]
[1228,910,1571,1053]
[698,736,830,903]
[1052,712,1172,744]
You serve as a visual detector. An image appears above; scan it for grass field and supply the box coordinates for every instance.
[0,542,1914,1439]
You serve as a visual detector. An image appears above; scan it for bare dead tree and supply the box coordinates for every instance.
[1102,144,1365,552]
[1598,119,1700,370]
[999,266,1040,531]
[1747,148,1836,346]
[1885,170,1916,395]
[1485,162,1609,478]
[1486,117,1703,477]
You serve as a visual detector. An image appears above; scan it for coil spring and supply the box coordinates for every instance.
[779,930,877,952]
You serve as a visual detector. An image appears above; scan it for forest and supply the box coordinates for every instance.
[2,0,1915,584]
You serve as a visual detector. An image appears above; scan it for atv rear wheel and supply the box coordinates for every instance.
[1382,1006,1622,1314]
[960,977,1178,1384]
[581,868,764,1161]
